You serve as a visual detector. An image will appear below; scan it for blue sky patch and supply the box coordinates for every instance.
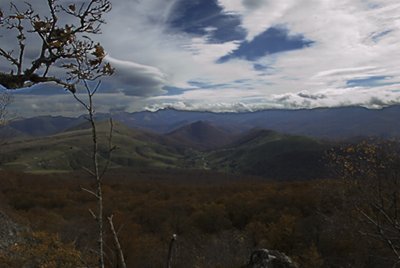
[371,30,392,43]
[346,76,393,87]
[362,0,382,9]
[168,0,246,43]
[234,79,250,84]
[163,86,185,96]
[217,27,314,63]
[11,85,68,95]
[163,82,232,96]
[188,80,228,89]
[253,64,269,71]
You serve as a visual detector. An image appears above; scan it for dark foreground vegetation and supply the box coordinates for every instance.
[0,166,397,268]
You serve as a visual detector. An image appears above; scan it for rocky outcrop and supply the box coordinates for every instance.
[0,211,25,250]
[247,249,298,268]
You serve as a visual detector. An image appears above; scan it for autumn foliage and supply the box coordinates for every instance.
[0,0,113,92]
[0,165,395,268]
[0,231,82,267]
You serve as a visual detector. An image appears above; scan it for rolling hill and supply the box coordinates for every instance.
[7,116,85,137]
[0,121,189,173]
[207,129,331,180]
[165,121,237,150]
[0,119,336,180]
[0,125,29,141]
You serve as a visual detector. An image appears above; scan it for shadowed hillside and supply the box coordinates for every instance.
[165,121,237,150]
[208,129,331,180]
[8,116,85,137]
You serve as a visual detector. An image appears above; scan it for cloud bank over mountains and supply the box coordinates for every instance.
[2,0,400,116]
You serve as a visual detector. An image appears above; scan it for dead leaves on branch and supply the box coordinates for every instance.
[0,0,113,92]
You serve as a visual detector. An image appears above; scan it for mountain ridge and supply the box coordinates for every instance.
[3,105,400,140]
[0,119,333,180]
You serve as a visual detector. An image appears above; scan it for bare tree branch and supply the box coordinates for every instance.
[0,0,113,91]
[331,140,400,265]
[100,118,116,179]
[88,208,97,221]
[166,234,177,268]
[81,187,100,199]
[107,215,127,268]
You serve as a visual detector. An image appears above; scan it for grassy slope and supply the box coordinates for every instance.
[0,121,189,173]
[0,121,332,180]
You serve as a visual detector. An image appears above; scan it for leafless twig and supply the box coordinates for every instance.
[107,215,127,268]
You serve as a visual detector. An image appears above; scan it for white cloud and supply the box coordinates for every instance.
[104,56,168,96]
[218,0,296,40]
[101,0,400,106]
[3,0,400,116]
[9,92,151,118]
[146,85,400,112]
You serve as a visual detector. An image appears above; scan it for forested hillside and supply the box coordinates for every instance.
[0,169,395,267]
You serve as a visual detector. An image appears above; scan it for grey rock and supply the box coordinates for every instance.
[0,211,25,250]
[248,249,298,268]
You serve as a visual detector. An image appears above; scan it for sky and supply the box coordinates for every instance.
[2,0,400,117]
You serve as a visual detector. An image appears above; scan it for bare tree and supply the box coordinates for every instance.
[166,234,177,268]
[108,215,127,268]
[330,140,400,267]
[72,80,111,268]
[0,1,120,267]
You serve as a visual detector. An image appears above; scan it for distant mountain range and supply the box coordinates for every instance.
[0,118,333,180]
[116,105,400,139]
[3,105,400,140]
[1,106,399,180]
[6,116,86,137]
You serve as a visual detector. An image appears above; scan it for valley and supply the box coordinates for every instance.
[1,107,400,267]
[0,117,332,180]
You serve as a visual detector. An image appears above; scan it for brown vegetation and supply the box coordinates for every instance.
[330,140,400,266]
[0,167,395,267]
